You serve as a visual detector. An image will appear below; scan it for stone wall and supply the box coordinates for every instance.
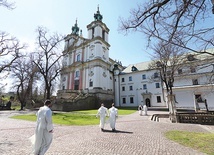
[54,89,114,111]
[52,95,113,112]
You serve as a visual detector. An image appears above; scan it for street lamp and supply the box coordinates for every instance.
[211,0,214,14]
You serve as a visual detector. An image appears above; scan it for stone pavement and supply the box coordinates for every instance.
[0,110,213,155]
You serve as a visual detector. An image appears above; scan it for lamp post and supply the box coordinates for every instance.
[212,0,214,14]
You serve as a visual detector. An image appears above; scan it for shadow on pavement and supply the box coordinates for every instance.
[103,129,133,134]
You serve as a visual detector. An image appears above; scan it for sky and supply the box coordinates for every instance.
[0,0,152,67]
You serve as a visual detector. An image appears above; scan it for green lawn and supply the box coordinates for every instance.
[11,108,137,126]
[165,130,214,155]
[76,108,136,115]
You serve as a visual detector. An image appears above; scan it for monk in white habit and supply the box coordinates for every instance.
[138,105,143,116]
[109,103,118,132]
[32,100,54,155]
[96,103,108,131]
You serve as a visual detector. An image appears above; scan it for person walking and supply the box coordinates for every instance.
[109,103,118,132]
[96,103,108,131]
[138,105,143,116]
[6,96,14,110]
[32,100,54,155]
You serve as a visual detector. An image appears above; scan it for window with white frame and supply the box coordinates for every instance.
[122,98,126,104]
[143,84,147,90]
[75,71,80,77]
[154,72,159,78]
[122,86,125,91]
[129,86,133,91]
[129,76,132,81]
[155,83,160,88]
[157,96,161,103]
[77,54,81,62]
[142,74,146,80]
[130,97,134,104]
[122,78,125,82]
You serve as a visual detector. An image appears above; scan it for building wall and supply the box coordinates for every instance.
[119,70,166,107]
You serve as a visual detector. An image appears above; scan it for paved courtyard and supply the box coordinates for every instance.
[0,110,213,155]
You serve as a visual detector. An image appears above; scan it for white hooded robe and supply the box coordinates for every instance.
[97,106,108,129]
[109,107,118,129]
[32,105,53,155]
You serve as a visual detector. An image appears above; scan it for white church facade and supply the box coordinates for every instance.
[57,8,214,110]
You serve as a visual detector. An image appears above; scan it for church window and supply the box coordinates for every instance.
[143,84,147,90]
[75,71,80,77]
[92,28,94,39]
[76,54,81,62]
[102,30,105,41]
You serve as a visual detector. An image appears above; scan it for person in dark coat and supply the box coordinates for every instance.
[6,96,14,110]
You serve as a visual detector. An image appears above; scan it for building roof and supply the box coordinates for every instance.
[121,61,152,73]
[121,48,214,74]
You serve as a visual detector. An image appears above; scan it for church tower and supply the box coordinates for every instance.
[87,6,109,43]
[84,6,112,92]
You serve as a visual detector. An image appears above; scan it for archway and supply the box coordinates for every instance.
[145,98,151,107]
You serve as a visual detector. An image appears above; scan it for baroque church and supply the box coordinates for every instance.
[56,7,124,111]
[56,7,214,111]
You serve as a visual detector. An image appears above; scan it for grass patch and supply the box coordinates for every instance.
[11,108,136,126]
[165,130,214,155]
[11,114,37,122]
[76,108,136,115]
[11,113,99,126]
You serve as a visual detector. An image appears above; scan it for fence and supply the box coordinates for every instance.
[176,112,214,125]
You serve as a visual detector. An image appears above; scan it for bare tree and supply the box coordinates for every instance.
[0,0,15,9]
[152,42,186,95]
[11,54,39,110]
[33,27,65,99]
[0,32,25,73]
[119,0,214,55]
[149,42,187,120]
